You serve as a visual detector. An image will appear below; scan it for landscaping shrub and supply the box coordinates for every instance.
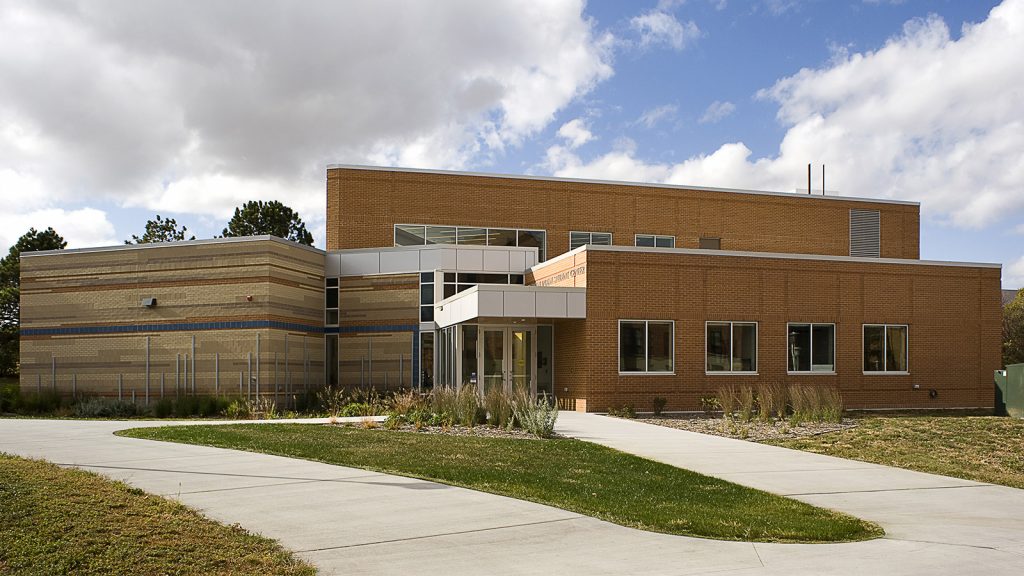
[224,399,248,420]
[607,404,636,418]
[652,396,667,416]
[173,396,200,418]
[699,395,721,415]
[72,397,143,418]
[246,396,278,420]
[14,389,64,415]
[0,381,20,413]
[316,386,349,416]
[511,391,559,438]
[152,398,174,418]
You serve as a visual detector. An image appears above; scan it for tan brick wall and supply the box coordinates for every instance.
[327,167,920,260]
[19,238,326,401]
[332,273,419,390]
[562,249,1001,412]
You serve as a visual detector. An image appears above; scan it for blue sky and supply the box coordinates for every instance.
[0,0,1021,285]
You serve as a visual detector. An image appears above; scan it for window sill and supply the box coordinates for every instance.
[705,371,758,376]
[863,371,910,375]
[619,372,676,376]
[787,371,837,376]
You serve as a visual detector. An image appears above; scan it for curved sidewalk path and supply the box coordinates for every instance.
[0,415,1019,575]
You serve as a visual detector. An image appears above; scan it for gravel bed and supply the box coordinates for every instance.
[635,415,858,442]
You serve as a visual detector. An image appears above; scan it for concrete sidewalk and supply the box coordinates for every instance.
[0,417,1021,575]
[556,411,1024,553]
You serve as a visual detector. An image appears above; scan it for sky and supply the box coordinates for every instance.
[0,0,1022,286]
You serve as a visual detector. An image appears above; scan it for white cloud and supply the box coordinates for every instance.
[556,119,594,149]
[636,104,679,128]
[698,100,736,124]
[1005,256,1024,289]
[547,0,1024,232]
[0,207,117,249]
[630,10,701,51]
[0,0,614,246]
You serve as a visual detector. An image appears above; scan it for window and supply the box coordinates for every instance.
[325,278,339,326]
[706,322,757,373]
[635,234,675,248]
[863,324,908,373]
[419,332,434,390]
[698,237,721,250]
[618,320,674,374]
[419,272,434,322]
[570,231,612,250]
[395,224,547,261]
[787,323,835,373]
[436,271,524,298]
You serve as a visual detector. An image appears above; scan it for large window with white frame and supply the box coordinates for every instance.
[619,320,674,374]
[570,231,612,250]
[863,324,908,373]
[635,234,674,248]
[706,322,757,373]
[787,323,835,373]
[394,224,547,261]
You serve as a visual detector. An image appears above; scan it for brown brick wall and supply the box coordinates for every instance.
[19,238,326,401]
[563,248,1001,412]
[327,167,920,260]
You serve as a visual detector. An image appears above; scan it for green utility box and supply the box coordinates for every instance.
[995,364,1024,418]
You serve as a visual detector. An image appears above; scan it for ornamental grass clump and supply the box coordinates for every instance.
[511,391,559,438]
[818,386,844,423]
[737,385,755,422]
[716,383,738,419]
[484,385,514,428]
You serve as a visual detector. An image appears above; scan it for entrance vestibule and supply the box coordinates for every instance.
[437,323,553,398]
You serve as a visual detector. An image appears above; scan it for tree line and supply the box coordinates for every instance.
[0,200,314,376]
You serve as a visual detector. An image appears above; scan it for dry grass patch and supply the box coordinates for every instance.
[0,453,314,575]
[768,412,1024,489]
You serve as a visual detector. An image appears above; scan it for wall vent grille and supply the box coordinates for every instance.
[849,209,881,258]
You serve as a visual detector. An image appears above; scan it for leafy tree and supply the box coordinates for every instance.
[126,215,195,244]
[0,227,67,376]
[1005,291,1024,368]
[221,200,314,246]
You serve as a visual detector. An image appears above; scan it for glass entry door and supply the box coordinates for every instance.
[481,329,505,395]
[478,327,535,396]
[510,329,532,395]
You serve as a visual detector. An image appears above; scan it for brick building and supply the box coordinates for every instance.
[20,165,1002,411]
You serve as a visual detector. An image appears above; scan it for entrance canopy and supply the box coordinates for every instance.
[434,284,585,328]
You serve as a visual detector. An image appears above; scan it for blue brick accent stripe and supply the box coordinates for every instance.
[21,320,323,337]
[326,324,419,334]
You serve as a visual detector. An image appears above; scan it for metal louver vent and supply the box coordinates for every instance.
[849,209,880,258]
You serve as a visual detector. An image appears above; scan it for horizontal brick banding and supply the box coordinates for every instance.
[327,167,919,260]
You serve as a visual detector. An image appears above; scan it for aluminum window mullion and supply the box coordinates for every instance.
[882,324,888,372]
[808,324,814,370]
[728,322,734,372]
[643,321,649,373]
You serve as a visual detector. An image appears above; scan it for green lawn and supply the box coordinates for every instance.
[120,424,882,543]
[769,413,1024,489]
[0,453,315,576]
